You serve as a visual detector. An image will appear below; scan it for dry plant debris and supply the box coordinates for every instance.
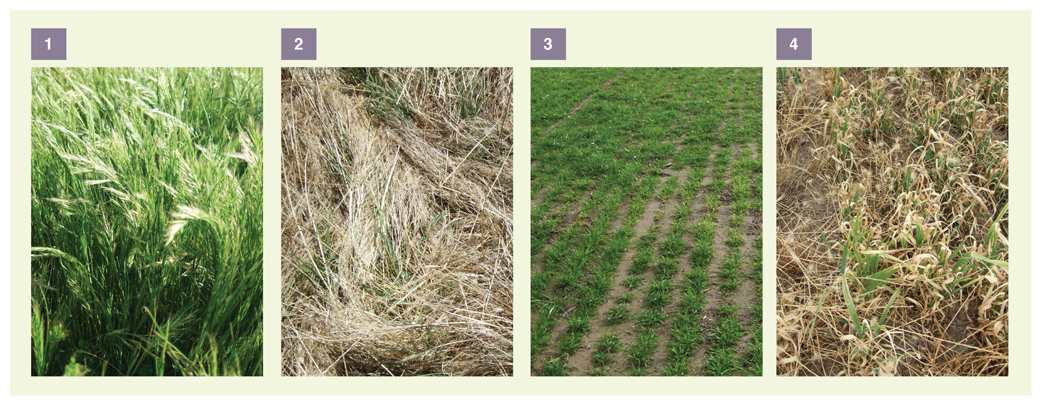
[281,67,513,376]
[776,67,1008,376]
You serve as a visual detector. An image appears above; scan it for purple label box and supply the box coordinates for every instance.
[31,28,66,60]
[282,28,317,61]
[531,28,566,61]
[776,28,812,61]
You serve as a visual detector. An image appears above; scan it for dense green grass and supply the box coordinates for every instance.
[531,67,623,137]
[30,67,263,376]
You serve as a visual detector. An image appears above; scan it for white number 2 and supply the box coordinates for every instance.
[295,37,304,51]
[544,37,552,51]
[45,37,51,50]
[789,37,798,51]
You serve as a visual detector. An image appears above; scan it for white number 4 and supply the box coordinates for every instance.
[789,37,798,51]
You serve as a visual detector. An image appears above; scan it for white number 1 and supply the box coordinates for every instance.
[295,38,303,51]
[544,37,552,51]
[789,37,798,51]
[45,37,51,50]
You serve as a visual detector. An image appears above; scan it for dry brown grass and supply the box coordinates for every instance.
[776,68,1008,376]
[280,67,513,376]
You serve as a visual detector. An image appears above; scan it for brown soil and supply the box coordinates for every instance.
[532,185,548,207]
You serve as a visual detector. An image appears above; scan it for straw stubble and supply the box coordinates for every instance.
[281,67,513,376]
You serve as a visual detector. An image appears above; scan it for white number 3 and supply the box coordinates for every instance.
[544,37,552,51]
[789,37,798,51]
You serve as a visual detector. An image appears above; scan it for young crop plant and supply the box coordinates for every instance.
[30,67,263,376]
[776,67,1008,376]
[531,67,763,376]
[590,351,616,368]
[636,308,667,329]
[605,303,631,325]
[282,67,513,376]
[616,293,636,304]
[620,277,644,289]
[540,357,574,376]
[725,228,745,248]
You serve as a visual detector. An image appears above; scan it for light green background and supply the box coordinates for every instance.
[9,10,1030,395]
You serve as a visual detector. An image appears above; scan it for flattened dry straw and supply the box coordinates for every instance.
[776,68,1008,376]
[281,67,513,376]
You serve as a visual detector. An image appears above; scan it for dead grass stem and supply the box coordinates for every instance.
[281,67,513,376]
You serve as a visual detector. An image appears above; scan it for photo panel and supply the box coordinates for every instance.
[530,68,764,376]
[280,67,514,376]
[30,67,264,376]
[775,67,1009,376]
